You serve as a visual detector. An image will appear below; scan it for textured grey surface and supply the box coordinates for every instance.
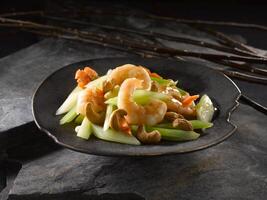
[1,9,267,200]
[0,39,130,133]
[7,104,267,200]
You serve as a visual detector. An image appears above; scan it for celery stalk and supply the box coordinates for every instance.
[103,104,115,131]
[146,126,200,141]
[151,77,173,85]
[154,123,174,129]
[177,88,188,96]
[75,125,80,133]
[56,86,82,115]
[77,117,93,140]
[196,94,214,122]
[190,120,213,129]
[155,120,213,130]
[85,75,107,89]
[59,106,78,125]
[92,124,140,145]
[105,90,170,106]
[74,114,85,124]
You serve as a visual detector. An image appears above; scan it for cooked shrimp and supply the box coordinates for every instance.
[107,64,151,90]
[118,78,167,125]
[75,66,98,88]
[166,99,196,119]
[76,88,106,116]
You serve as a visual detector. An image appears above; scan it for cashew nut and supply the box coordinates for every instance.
[164,111,184,121]
[136,125,161,144]
[109,109,131,135]
[172,118,193,131]
[85,102,105,125]
[164,111,193,131]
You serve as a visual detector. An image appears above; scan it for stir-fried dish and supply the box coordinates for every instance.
[56,64,215,145]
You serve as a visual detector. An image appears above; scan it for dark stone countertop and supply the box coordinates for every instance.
[6,104,267,200]
[0,7,267,200]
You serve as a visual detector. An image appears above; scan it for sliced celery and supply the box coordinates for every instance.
[74,114,84,124]
[146,127,200,141]
[196,94,214,122]
[177,87,188,96]
[154,123,174,129]
[56,86,82,115]
[105,97,117,106]
[190,120,213,129]
[105,90,170,106]
[92,124,140,145]
[75,125,80,133]
[103,104,115,131]
[151,77,174,85]
[85,75,107,89]
[59,106,78,125]
[77,117,93,140]
[155,120,213,130]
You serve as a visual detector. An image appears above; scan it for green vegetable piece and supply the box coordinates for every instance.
[177,87,188,96]
[103,104,115,131]
[77,117,93,140]
[155,120,213,130]
[105,97,117,106]
[151,77,172,85]
[74,114,85,124]
[190,120,213,129]
[59,106,78,125]
[146,127,200,141]
[92,124,140,145]
[56,86,82,115]
[196,94,214,122]
[86,75,107,89]
[154,123,174,129]
[105,90,170,106]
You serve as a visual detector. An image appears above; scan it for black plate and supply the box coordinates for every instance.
[32,57,241,156]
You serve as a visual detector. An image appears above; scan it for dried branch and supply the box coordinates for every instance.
[1,10,266,112]
[23,29,267,85]
[240,95,267,115]
[0,10,44,17]
[1,17,267,65]
[209,59,267,76]
[76,7,265,55]
[25,29,165,59]
[80,7,267,32]
[192,26,258,54]
[218,69,267,84]
[1,9,265,58]
[42,15,260,58]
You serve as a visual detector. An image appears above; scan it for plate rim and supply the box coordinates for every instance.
[32,57,241,156]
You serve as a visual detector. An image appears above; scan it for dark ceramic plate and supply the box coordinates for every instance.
[32,57,241,156]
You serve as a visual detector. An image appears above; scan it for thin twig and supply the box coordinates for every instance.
[77,7,264,55]
[2,9,267,31]
[25,29,165,59]
[209,59,267,76]
[22,28,267,85]
[1,10,267,113]
[43,15,261,58]
[218,69,267,85]
[81,7,267,32]
[1,9,265,58]
[192,26,258,54]
[240,95,267,115]
[1,17,267,64]
[0,10,44,17]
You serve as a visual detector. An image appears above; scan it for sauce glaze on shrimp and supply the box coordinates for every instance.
[107,64,151,90]
[118,78,167,125]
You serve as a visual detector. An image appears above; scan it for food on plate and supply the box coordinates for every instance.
[56,64,214,145]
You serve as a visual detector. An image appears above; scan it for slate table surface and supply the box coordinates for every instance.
[0,8,267,200]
